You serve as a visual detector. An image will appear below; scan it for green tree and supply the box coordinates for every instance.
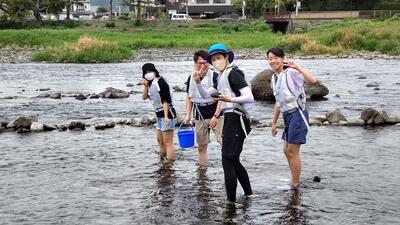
[47,0,66,20]
[96,6,108,13]
[0,0,34,21]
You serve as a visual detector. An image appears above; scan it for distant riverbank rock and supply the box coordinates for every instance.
[7,116,38,129]
[99,87,129,98]
[326,110,347,124]
[251,69,329,101]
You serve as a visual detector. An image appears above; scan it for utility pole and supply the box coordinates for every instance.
[295,0,299,16]
[277,0,280,14]
[242,0,246,19]
[186,0,189,16]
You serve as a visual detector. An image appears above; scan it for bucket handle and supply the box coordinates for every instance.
[178,122,194,132]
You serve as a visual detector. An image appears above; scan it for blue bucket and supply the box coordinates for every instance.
[177,122,195,148]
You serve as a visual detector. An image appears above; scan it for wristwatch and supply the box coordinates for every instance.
[214,114,220,119]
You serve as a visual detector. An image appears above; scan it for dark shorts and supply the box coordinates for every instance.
[282,108,309,144]
[221,112,251,159]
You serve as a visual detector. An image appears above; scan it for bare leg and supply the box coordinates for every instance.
[157,129,166,158]
[197,144,208,168]
[162,130,176,161]
[284,142,302,187]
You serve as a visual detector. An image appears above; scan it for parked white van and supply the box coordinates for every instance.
[171,14,192,20]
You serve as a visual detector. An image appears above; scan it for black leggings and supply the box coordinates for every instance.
[222,157,253,202]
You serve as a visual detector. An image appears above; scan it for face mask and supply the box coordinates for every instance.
[212,59,227,72]
[144,72,155,81]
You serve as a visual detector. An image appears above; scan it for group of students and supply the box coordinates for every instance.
[140,44,317,203]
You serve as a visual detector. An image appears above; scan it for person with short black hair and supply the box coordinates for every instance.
[193,44,254,203]
[183,50,223,169]
[267,47,317,189]
[141,63,177,162]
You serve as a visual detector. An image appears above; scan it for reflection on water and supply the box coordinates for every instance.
[277,190,307,225]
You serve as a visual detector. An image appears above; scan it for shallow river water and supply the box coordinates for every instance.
[1,59,400,224]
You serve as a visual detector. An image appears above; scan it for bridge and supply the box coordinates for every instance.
[264,12,293,33]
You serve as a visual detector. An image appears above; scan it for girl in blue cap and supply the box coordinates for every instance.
[267,48,317,189]
[193,44,254,202]
[141,63,177,162]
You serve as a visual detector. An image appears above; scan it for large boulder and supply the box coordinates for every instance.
[251,69,275,101]
[325,110,347,124]
[7,116,38,129]
[251,69,329,101]
[99,87,129,99]
[306,82,330,100]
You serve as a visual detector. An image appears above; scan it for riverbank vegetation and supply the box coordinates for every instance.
[0,18,399,63]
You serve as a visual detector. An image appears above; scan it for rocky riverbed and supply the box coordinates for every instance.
[1,47,400,64]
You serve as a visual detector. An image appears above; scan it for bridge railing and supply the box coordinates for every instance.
[359,10,400,19]
[264,12,292,22]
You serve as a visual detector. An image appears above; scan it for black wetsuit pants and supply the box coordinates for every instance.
[221,112,253,202]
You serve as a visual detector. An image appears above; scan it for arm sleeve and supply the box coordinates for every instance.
[289,68,304,87]
[230,86,254,104]
[196,83,218,98]
[185,75,191,94]
[158,78,172,103]
[228,69,248,96]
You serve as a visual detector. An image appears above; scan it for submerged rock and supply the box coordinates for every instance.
[49,92,62,99]
[325,110,347,124]
[43,124,57,131]
[94,121,115,130]
[36,93,50,98]
[360,108,391,125]
[68,121,86,130]
[366,82,379,87]
[313,176,321,182]
[37,88,51,91]
[89,94,101,99]
[75,93,87,100]
[344,118,365,126]
[173,85,186,92]
[99,87,129,98]
[16,128,30,133]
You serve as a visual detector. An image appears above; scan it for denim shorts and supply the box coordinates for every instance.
[282,108,309,144]
[156,117,176,132]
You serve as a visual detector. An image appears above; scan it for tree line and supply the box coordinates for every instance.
[0,0,84,22]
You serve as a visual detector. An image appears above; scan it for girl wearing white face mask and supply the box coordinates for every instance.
[141,63,177,162]
[193,44,255,203]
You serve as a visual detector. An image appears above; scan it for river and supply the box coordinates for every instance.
[1,59,400,224]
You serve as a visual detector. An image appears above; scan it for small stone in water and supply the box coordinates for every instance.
[313,176,321,182]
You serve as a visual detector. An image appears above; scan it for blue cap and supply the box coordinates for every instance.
[207,44,234,64]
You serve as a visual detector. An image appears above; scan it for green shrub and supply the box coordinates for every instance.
[118,15,130,20]
[105,21,116,28]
